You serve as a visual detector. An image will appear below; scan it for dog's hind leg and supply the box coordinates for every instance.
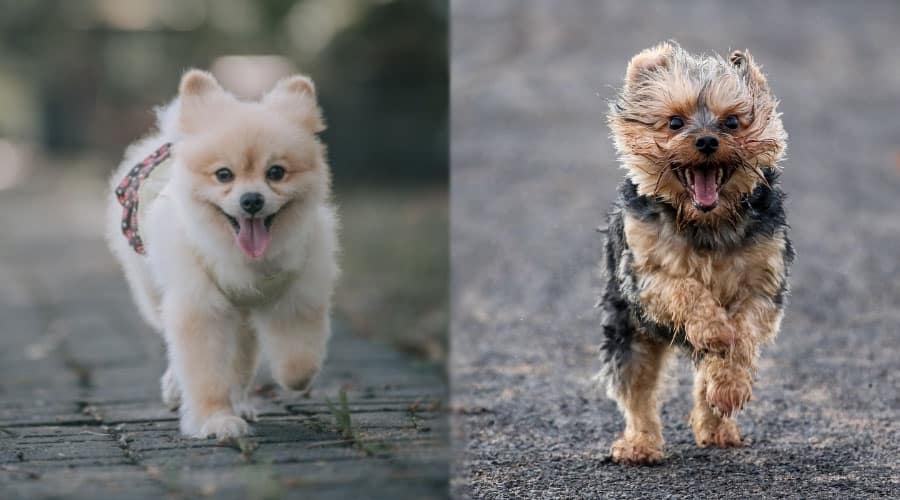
[601,319,670,465]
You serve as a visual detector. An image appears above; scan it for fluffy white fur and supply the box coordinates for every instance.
[106,70,339,439]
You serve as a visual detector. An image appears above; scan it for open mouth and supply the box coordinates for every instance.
[675,165,731,212]
[219,208,279,260]
[220,210,277,233]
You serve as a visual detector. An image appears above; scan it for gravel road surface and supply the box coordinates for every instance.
[451,1,900,498]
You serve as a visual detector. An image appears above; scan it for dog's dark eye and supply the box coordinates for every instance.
[668,116,684,130]
[725,115,740,130]
[266,165,286,181]
[214,168,234,183]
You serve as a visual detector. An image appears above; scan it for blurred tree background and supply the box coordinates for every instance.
[0,0,448,361]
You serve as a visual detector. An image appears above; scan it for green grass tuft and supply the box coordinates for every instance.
[325,388,392,456]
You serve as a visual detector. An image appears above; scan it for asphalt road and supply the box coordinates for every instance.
[451,1,900,498]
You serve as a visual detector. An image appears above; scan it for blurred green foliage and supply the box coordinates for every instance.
[0,0,447,185]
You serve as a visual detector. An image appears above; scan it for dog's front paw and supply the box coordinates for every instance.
[273,353,321,392]
[686,314,737,354]
[610,434,665,465]
[233,400,258,422]
[196,413,250,440]
[160,368,181,411]
[705,374,753,417]
[691,413,744,448]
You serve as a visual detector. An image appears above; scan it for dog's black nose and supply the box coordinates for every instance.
[695,135,719,155]
[240,192,265,215]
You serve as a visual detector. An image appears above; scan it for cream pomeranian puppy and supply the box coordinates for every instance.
[106,69,339,439]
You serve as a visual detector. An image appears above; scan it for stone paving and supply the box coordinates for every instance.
[0,166,448,499]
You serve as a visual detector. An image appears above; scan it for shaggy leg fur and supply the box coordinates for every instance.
[703,302,768,418]
[699,354,754,418]
[690,364,743,447]
[606,337,670,465]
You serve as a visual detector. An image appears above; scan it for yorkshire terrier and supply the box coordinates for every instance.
[599,42,792,464]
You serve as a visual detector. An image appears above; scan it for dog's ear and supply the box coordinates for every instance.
[730,49,768,91]
[176,69,232,134]
[179,69,221,96]
[625,42,674,90]
[263,75,325,133]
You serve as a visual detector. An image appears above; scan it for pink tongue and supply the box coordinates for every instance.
[693,170,719,207]
[236,217,271,259]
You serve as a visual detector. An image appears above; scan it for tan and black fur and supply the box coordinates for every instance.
[599,42,792,464]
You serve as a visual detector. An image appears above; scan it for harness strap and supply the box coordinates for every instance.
[115,143,173,255]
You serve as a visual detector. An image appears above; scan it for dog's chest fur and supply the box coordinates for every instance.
[623,214,787,310]
[605,170,793,337]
